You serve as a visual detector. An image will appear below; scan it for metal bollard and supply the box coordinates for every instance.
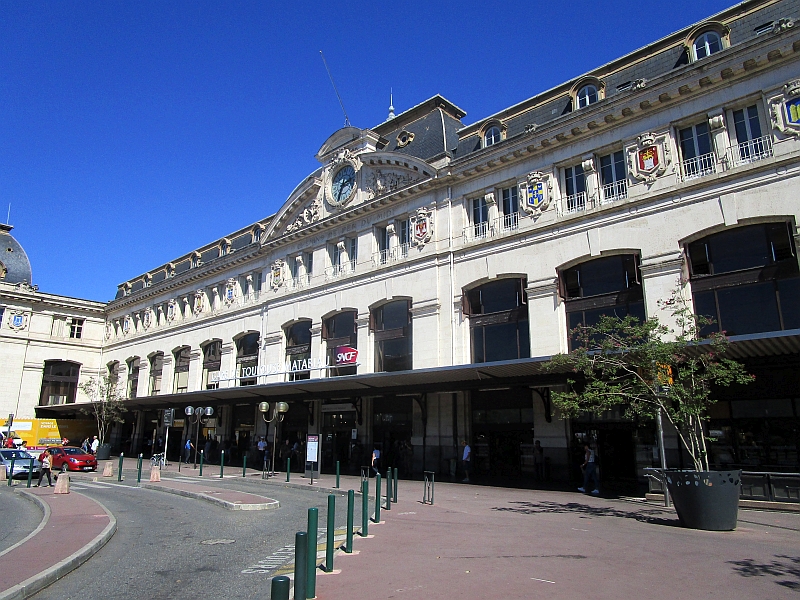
[199,450,204,476]
[286,457,291,482]
[361,479,369,537]
[393,467,398,503]
[374,473,381,523]
[242,454,247,477]
[271,575,290,600]
[117,453,124,482]
[27,458,34,488]
[293,532,307,600]
[326,494,335,572]
[423,471,435,505]
[306,508,318,599]
[8,456,14,486]
[137,454,143,483]
[386,469,392,510]
[220,450,225,478]
[346,489,354,553]
[335,460,340,489]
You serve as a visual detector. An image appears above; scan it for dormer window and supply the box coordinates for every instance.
[693,31,722,60]
[484,125,502,147]
[576,85,598,109]
[686,23,729,62]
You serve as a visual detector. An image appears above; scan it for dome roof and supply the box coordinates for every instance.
[0,224,33,285]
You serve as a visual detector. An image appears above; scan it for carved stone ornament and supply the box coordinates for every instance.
[270,260,285,290]
[104,322,113,340]
[285,197,322,234]
[484,192,496,206]
[193,290,205,315]
[519,171,552,218]
[627,132,672,183]
[410,206,434,246]
[224,278,236,305]
[166,263,176,278]
[166,299,177,322]
[773,18,795,34]
[324,149,361,209]
[142,307,153,329]
[7,310,28,331]
[365,169,420,200]
[629,78,647,91]
[770,80,800,137]
[708,114,726,131]
[396,130,415,148]
[122,315,132,335]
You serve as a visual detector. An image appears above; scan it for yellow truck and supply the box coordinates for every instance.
[1,418,96,450]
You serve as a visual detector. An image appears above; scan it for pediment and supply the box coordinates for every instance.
[262,171,324,243]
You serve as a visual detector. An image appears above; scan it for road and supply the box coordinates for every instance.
[0,486,42,553]
[29,477,361,600]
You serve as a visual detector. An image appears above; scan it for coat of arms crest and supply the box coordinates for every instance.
[770,80,800,137]
[519,171,552,218]
[270,260,285,290]
[410,207,434,246]
[627,132,671,183]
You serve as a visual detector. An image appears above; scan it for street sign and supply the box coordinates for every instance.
[306,434,319,463]
[163,408,174,427]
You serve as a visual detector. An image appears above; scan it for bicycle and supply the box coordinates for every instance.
[150,453,167,468]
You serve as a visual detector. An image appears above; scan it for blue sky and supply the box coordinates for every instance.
[1,0,734,301]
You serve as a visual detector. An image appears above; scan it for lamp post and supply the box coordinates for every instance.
[185,406,214,469]
[259,401,289,476]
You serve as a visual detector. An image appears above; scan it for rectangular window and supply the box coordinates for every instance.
[599,151,627,202]
[305,252,313,276]
[348,237,357,263]
[376,226,389,262]
[501,187,519,230]
[731,105,770,164]
[564,164,586,212]
[127,359,139,399]
[398,219,410,248]
[0,307,4,329]
[149,354,163,395]
[68,318,84,339]
[472,197,489,238]
[679,122,715,178]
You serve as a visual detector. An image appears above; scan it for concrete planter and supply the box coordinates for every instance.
[95,443,112,460]
[665,469,741,531]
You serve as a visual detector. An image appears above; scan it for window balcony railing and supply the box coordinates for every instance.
[324,260,356,281]
[728,135,773,168]
[560,191,589,215]
[601,180,627,204]
[286,274,311,291]
[681,152,717,181]
[372,243,410,267]
[498,212,520,232]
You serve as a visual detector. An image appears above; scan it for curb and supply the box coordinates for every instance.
[0,491,117,600]
[139,483,280,511]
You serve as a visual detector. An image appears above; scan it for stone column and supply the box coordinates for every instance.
[582,156,598,206]
[309,324,323,378]
[639,251,685,336]
[220,342,235,389]
[160,355,174,396]
[356,314,371,374]
[410,300,441,368]
[188,348,202,393]
[526,277,563,357]
[708,111,729,169]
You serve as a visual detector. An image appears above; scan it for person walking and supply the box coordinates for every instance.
[371,445,381,478]
[90,436,100,454]
[184,439,195,464]
[532,440,544,481]
[578,442,599,495]
[36,450,53,487]
[461,440,471,483]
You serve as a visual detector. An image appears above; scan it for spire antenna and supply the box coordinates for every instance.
[319,51,351,128]
[388,89,395,120]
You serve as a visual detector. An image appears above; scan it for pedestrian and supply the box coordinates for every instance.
[532,440,544,481]
[461,440,471,483]
[578,442,599,495]
[280,440,291,471]
[371,445,381,477]
[81,438,90,453]
[257,436,266,467]
[36,450,53,487]
[184,438,194,464]
[204,437,212,463]
[90,436,100,454]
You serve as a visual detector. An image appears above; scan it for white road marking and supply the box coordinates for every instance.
[531,577,556,584]
[571,528,589,531]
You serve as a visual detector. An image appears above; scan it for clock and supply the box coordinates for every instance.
[329,164,356,206]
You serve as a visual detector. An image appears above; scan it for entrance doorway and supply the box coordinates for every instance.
[321,410,357,474]
[471,388,534,480]
[372,396,413,476]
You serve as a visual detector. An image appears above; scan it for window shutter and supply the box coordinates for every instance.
[461,292,471,316]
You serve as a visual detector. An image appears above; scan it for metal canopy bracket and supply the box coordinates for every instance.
[534,387,552,423]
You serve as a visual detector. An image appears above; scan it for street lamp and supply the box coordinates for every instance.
[185,406,214,469]
[259,401,289,476]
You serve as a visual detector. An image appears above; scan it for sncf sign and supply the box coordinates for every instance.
[335,346,359,365]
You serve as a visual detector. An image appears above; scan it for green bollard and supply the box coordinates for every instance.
[199,450,204,476]
[335,460,340,489]
[306,508,318,599]
[293,532,307,600]
[220,450,225,478]
[361,479,369,537]
[117,453,124,482]
[286,457,290,482]
[326,494,335,572]
[242,454,247,477]
[374,473,381,523]
[27,458,34,488]
[386,469,392,510]
[346,489,354,553]
[8,456,14,486]
[271,575,290,600]
[394,467,398,503]
[137,454,143,483]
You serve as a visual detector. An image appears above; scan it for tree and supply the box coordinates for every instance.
[78,371,127,446]
[549,289,753,471]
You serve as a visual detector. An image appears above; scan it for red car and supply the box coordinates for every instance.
[45,446,98,473]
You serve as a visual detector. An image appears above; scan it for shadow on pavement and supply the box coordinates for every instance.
[492,500,681,527]
[727,555,800,590]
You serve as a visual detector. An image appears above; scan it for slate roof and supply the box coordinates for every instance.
[0,224,33,285]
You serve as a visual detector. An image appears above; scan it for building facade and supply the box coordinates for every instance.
[24,0,800,488]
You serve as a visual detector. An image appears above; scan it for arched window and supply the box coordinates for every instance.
[126,357,140,399]
[693,31,722,60]
[39,360,81,406]
[371,300,412,372]
[323,311,358,377]
[484,126,501,148]
[285,321,312,381]
[149,352,163,395]
[236,333,260,386]
[688,222,800,336]
[463,278,529,363]
[202,340,222,389]
[560,254,644,350]
[576,85,599,109]
[173,347,191,393]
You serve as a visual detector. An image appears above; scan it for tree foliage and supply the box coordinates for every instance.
[549,289,753,471]
[78,371,127,445]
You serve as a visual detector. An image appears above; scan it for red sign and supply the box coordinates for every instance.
[638,146,659,172]
[414,220,427,239]
[335,346,359,365]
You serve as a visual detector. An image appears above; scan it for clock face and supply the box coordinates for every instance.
[331,165,356,204]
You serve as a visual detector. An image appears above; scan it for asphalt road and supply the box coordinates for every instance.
[29,478,361,600]
[0,486,43,553]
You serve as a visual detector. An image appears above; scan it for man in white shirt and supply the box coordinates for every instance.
[90,436,100,454]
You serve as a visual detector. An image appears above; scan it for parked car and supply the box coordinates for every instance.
[45,446,98,473]
[0,449,41,479]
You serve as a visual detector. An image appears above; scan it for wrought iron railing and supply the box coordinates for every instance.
[728,135,773,167]
[681,152,717,181]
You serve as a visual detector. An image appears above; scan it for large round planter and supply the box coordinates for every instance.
[665,469,741,531]
[95,443,112,461]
